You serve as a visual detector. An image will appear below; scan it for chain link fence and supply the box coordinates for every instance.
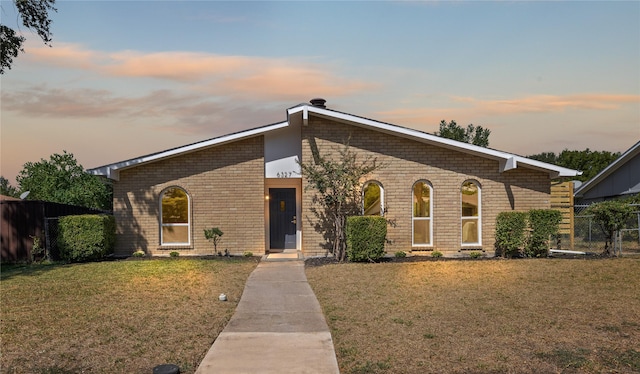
[44,217,61,261]
[572,204,640,255]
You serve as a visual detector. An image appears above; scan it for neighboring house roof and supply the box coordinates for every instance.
[574,140,640,199]
[89,100,581,180]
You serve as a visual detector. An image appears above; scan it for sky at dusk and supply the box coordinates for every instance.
[1,0,639,186]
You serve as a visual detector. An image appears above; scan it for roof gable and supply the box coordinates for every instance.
[89,101,581,180]
[288,104,580,178]
[88,121,288,180]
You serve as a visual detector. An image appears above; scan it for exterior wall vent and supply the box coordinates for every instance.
[310,98,326,108]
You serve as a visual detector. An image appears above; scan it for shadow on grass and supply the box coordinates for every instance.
[0,262,73,281]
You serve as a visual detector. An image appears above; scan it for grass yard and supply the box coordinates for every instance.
[306,258,640,374]
[1,258,258,374]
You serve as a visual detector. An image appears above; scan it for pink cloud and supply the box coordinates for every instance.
[452,94,640,115]
[24,41,100,69]
[226,65,376,99]
[21,43,374,99]
[378,93,640,126]
[104,51,254,81]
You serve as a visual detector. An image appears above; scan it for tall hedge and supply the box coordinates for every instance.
[494,209,561,258]
[345,216,387,262]
[495,211,528,258]
[526,209,562,257]
[58,215,116,262]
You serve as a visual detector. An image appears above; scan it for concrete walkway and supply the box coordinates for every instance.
[195,254,340,374]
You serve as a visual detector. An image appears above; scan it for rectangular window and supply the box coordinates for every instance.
[161,187,190,246]
[413,219,431,245]
[162,225,189,244]
[461,181,481,245]
[412,181,432,246]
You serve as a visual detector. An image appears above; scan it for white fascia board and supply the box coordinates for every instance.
[300,105,581,178]
[511,156,582,178]
[89,121,289,179]
[306,106,507,156]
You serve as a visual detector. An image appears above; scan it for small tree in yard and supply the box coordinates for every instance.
[299,141,382,261]
[204,227,223,254]
[586,200,634,256]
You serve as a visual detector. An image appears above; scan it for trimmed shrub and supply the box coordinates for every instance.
[58,215,115,262]
[431,251,443,258]
[395,251,406,258]
[526,209,562,257]
[345,216,387,262]
[494,209,562,258]
[495,211,528,257]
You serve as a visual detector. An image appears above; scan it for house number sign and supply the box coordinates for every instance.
[276,171,296,178]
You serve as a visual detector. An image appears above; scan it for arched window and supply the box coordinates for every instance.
[461,181,481,245]
[160,187,190,245]
[412,180,432,246]
[363,181,383,216]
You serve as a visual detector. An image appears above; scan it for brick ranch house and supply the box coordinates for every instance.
[89,99,580,258]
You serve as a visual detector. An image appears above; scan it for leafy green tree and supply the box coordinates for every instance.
[1,0,56,74]
[0,176,20,197]
[299,142,382,261]
[586,199,634,256]
[528,149,620,182]
[16,151,112,210]
[435,120,491,147]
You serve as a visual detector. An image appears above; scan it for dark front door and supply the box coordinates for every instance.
[269,188,296,250]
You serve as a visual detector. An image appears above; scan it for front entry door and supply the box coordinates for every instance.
[269,188,297,250]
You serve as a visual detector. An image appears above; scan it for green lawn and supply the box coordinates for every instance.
[306,258,640,374]
[1,258,258,374]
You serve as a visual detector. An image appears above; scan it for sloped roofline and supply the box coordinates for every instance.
[89,102,581,180]
[88,121,289,180]
[574,140,640,198]
[287,104,581,178]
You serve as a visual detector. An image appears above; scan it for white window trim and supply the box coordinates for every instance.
[160,187,191,246]
[461,181,481,246]
[412,180,433,247]
[362,180,384,216]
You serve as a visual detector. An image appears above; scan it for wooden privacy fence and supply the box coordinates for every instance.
[1,200,107,262]
[550,181,574,249]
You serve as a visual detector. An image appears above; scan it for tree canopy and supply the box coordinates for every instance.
[434,120,491,147]
[15,151,112,210]
[528,149,621,182]
[0,176,20,198]
[299,142,382,261]
[1,0,56,74]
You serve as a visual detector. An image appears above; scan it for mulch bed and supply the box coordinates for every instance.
[305,251,607,267]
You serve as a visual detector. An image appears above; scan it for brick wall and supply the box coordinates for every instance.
[112,137,265,257]
[301,116,550,257]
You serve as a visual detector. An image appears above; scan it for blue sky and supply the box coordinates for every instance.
[1,1,639,185]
